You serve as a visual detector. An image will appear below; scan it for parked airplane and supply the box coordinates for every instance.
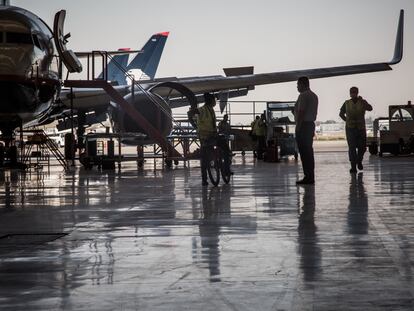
[0,4,405,164]
[51,31,170,144]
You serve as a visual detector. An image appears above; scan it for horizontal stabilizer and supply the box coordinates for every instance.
[75,50,141,58]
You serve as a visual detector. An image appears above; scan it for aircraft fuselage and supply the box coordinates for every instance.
[0,6,60,138]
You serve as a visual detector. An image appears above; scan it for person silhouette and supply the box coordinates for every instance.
[297,185,321,283]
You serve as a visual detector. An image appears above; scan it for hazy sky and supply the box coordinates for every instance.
[13,0,414,122]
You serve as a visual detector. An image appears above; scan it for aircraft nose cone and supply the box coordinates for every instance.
[0,82,36,113]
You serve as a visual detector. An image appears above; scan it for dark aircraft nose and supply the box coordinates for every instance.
[0,82,36,113]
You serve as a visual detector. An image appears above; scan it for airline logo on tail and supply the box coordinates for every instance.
[102,32,169,85]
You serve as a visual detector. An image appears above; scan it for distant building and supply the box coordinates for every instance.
[316,118,374,139]
[316,121,345,138]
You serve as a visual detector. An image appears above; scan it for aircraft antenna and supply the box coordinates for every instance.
[1,0,10,6]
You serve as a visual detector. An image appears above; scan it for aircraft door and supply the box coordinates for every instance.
[53,10,82,74]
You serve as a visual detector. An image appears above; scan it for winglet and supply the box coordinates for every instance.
[389,9,404,65]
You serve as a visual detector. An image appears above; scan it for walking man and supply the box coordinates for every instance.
[339,87,372,173]
[188,93,217,186]
[294,77,318,185]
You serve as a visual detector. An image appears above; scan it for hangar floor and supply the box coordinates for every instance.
[0,145,413,310]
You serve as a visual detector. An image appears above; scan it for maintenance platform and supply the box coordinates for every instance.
[0,145,413,310]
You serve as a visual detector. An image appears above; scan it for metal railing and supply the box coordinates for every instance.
[69,51,191,137]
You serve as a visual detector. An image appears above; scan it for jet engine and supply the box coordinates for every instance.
[108,81,198,145]
[109,91,172,142]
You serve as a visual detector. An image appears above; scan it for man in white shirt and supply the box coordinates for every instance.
[294,77,318,185]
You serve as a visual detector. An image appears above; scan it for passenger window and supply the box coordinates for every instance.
[32,34,42,49]
[6,32,33,45]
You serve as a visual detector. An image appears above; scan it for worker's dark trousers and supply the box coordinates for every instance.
[296,122,315,181]
[200,137,215,182]
[257,136,266,159]
[217,135,231,171]
[346,127,367,165]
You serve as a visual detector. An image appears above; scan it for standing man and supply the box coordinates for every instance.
[250,116,260,158]
[189,93,217,186]
[339,87,372,173]
[218,114,231,136]
[256,113,267,160]
[294,77,318,185]
[217,113,233,172]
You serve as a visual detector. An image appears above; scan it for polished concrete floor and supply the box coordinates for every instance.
[0,149,413,310]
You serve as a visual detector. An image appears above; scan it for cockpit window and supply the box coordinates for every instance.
[6,32,33,45]
[32,34,42,49]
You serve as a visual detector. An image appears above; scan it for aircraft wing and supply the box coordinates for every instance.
[179,63,394,93]
[151,62,392,98]
[23,85,131,128]
[60,85,130,110]
[150,9,403,100]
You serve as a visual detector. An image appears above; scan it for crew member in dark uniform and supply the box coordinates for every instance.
[294,77,318,185]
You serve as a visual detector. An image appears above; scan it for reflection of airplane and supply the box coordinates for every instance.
[0,5,405,164]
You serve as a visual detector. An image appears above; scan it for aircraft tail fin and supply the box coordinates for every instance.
[97,48,130,85]
[104,48,130,85]
[127,32,169,80]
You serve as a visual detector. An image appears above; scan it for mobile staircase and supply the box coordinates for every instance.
[22,130,69,171]
[63,51,198,167]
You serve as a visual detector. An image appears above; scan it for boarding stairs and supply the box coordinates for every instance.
[64,51,186,160]
[22,130,69,170]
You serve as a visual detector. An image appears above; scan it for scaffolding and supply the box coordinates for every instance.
[61,50,297,169]
[18,130,69,171]
[63,51,200,169]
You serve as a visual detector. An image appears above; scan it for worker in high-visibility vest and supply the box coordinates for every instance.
[339,86,373,173]
[189,93,217,186]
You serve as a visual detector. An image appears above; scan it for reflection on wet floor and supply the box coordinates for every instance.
[0,153,413,310]
[298,185,320,285]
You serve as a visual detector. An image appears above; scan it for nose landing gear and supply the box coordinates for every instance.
[0,126,27,170]
[0,144,26,169]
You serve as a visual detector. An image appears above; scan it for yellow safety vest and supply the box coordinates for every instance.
[345,99,366,129]
[255,119,267,136]
[197,105,216,139]
[251,119,259,134]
